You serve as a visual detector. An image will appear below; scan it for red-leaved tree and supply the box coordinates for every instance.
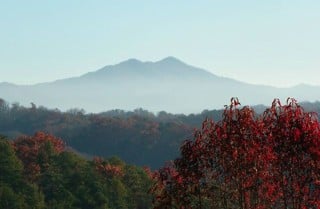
[151,98,320,209]
[13,131,65,182]
[93,157,124,178]
[262,98,320,209]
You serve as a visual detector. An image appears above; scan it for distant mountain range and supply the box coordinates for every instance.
[1,56,319,113]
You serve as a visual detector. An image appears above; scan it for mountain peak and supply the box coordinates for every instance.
[116,56,184,66]
[119,58,143,66]
[1,57,320,114]
[157,56,184,64]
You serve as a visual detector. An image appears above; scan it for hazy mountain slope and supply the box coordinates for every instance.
[1,57,319,113]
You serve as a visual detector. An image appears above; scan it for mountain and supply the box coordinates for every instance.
[1,57,320,113]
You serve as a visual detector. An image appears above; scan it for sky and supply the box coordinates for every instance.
[0,0,319,87]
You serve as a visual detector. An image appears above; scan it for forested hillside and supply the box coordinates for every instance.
[0,98,223,168]
[1,98,320,168]
[0,133,152,209]
[1,98,320,208]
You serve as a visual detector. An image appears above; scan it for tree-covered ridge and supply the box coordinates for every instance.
[0,98,224,168]
[0,133,152,209]
[0,99,320,169]
[151,98,320,209]
[1,98,320,208]
[1,98,320,169]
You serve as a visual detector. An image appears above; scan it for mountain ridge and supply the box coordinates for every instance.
[1,57,318,88]
[0,57,319,113]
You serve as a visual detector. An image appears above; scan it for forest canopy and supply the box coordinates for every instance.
[0,133,153,209]
[1,98,320,209]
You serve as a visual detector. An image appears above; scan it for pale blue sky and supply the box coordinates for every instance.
[1,0,319,87]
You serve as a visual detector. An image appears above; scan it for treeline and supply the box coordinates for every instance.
[0,132,152,209]
[1,98,319,168]
[0,98,223,168]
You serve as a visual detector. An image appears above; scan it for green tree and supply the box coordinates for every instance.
[123,165,153,209]
[0,136,45,209]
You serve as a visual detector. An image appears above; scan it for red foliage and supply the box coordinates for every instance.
[93,157,124,178]
[13,131,65,181]
[262,98,320,209]
[150,162,189,209]
[151,98,320,209]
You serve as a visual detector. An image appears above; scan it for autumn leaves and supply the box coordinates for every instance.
[151,98,320,209]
